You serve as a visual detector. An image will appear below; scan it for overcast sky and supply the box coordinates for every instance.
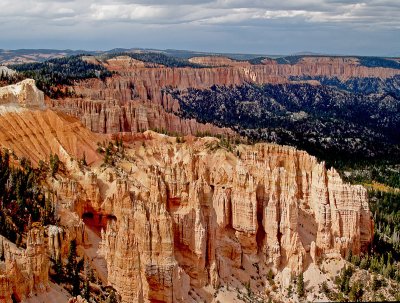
[0,0,399,56]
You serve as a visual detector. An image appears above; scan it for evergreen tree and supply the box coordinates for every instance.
[267,269,275,285]
[53,256,64,284]
[371,275,381,291]
[297,272,305,297]
[338,266,353,295]
[81,152,87,166]
[349,281,363,302]
[49,153,60,176]
[66,240,83,296]
[83,279,90,301]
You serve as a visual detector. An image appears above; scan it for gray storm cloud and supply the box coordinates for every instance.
[0,0,398,55]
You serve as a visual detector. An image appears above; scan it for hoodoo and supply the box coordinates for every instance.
[0,78,374,303]
[1,49,399,302]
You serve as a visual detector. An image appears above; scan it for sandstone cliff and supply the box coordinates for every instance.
[50,55,400,137]
[0,227,49,303]
[188,56,250,67]
[0,120,374,303]
[66,132,372,303]
[0,79,44,109]
[51,97,233,136]
[0,80,375,302]
[0,109,102,165]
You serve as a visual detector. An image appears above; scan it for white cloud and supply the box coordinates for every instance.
[90,4,166,21]
[0,0,398,55]
[0,0,398,26]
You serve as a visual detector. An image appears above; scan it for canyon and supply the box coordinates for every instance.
[49,55,400,137]
[0,79,376,302]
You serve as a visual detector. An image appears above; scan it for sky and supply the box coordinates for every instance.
[0,0,399,56]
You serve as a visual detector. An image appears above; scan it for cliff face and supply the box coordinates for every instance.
[0,80,375,302]
[67,132,372,303]
[50,56,400,136]
[51,97,233,136]
[0,79,45,109]
[0,227,49,303]
[0,223,87,303]
[0,129,374,302]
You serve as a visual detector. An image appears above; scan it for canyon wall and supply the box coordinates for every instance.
[50,56,400,136]
[51,97,233,136]
[0,73,377,302]
[66,132,373,303]
[0,227,49,303]
[0,222,87,303]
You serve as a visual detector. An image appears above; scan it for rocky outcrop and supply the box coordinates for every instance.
[0,226,49,303]
[68,296,89,303]
[268,56,400,80]
[189,56,400,81]
[51,97,233,135]
[0,80,102,166]
[0,79,45,109]
[188,56,250,67]
[0,66,16,77]
[67,132,373,303]
[50,56,400,137]
[0,79,376,302]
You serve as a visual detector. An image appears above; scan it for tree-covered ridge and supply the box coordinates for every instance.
[247,55,400,70]
[0,69,26,87]
[369,190,400,255]
[168,83,400,166]
[276,55,400,69]
[288,75,400,96]
[103,52,206,68]
[0,150,55,246]
[11,55,112,98]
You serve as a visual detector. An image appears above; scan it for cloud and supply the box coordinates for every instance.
[0,0,398,55]
[0,0,398,26]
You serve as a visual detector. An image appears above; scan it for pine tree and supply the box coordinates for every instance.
[66,240,77,281]
[267,269,275,285]
[371,275,381,291]
[0,238,4,261]
[53,256,64,283]
[66,240,83,296]
[49,153,60,176]
[349,281,363,302]
[83,279,90,301]
[81,152,87,166]
[297,272,305,297]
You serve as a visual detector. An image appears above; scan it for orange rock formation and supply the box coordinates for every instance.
[50,55,400,136]
[85,133,371,302]
[0,227,49,303]
[0,79,375,302]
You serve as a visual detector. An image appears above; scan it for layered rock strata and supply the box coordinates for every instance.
[0,80,375,302]
[0,227,49,303]
[50,56,400,136]
[73,132,373,303]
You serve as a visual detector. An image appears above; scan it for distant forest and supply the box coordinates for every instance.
[101,52,206,68]
[10,56,112,98]
[168,81,400,167]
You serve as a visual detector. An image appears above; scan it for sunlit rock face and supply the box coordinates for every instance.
[0,227,49,303]
[0,79,45,109]
[51,55,400,136]
[0,79,374,303]
[90,132,373,303]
